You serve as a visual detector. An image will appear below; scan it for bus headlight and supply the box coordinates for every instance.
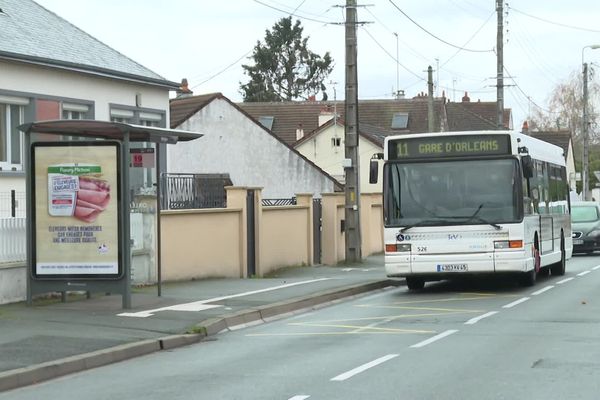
[494,240,523,249]
[385,243,411,252]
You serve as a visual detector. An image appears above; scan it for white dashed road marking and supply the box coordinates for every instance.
[331,354,399,381]
[531,286,554,296]
[465,311,498,325]
[410,330,459,348]
[556,277,574,284]
[502,297,530,309]
[577,271,591,277]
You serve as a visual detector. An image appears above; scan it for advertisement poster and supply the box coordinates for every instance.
[32,142,121,278]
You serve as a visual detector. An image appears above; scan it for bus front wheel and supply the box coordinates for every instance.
[406,277,425,290]
[521,247,539,287]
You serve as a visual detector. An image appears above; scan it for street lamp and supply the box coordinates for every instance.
[393,32,399,99]
[581,44,600,200]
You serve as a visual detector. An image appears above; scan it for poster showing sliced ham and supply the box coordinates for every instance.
[74,177,111,223]
[34,143,121,278]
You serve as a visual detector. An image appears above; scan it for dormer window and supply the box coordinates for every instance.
[391,112,409,129]
[258,116,274,130]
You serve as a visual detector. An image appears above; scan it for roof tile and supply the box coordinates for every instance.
[0,0,171,84]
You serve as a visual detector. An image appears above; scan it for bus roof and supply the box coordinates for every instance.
[383,130,566,166]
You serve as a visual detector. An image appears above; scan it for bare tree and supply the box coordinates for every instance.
[530,69,600,140]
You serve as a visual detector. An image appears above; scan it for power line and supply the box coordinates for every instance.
[447,0,492,19]
[439,10,495,69]
[253,0,338,25]
[190,51,251,90]
[363,7,430,63]
[387,0,494,53]
[510,16,560,86]
[360,26,424,81]
[291,0,307,15]
[508,6,600,33]
[503,65,557,115]
[192,3,334,91]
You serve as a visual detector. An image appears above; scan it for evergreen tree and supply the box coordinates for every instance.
[240,17,333,102]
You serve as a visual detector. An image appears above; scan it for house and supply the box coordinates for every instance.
[0,0,178,198]
[239,93,512,193]
[446,92,512,131]
[529,128,577,192]
[0,0,179,303]
[293,118,389,193]
[238,95,448,146]
[169,93,342,199]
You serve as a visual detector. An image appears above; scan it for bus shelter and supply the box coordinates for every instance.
[19,120,202,308]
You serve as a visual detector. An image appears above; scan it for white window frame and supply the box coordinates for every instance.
[62,103,89,121]
[0,96,28,171]
[110,108,135,123]
[139,112,162,127]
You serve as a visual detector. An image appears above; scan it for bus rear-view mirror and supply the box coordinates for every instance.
[521,155,533,178]
[369,159,378,184]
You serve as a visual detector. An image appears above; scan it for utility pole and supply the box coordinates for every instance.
[583,61,590,200]
[344,0,361,262]
[496,0,504,130]
[427,65,435,132]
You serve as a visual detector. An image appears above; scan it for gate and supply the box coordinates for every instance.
[313,198,322,264]
[246,190,256,276]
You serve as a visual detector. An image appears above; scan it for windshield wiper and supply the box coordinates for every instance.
[401,219,455,232]
[459,204,502,230]
[462,215,502,230]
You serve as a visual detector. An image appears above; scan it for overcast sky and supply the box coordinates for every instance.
[34,0,600,128]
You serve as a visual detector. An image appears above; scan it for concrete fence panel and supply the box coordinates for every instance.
[160,209,244,280]
[360,193,384,256]
[260,205,311,275]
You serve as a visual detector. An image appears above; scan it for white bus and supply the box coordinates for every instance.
[369,130,572,289]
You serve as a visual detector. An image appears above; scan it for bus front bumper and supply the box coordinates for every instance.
[385,249,531,278]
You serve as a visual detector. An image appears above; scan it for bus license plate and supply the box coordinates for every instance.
[437,264,468,272]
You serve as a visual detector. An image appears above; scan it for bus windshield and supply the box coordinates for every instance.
[384,158,521,227]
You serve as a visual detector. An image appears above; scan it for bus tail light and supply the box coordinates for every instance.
[386,243,411,252]
[494,240,523,249]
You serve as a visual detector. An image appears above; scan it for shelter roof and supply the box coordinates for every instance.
[19,120,202,144]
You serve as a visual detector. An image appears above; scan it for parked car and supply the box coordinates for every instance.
[571,201,600,254]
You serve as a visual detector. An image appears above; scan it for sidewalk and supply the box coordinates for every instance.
[0,255,401,392]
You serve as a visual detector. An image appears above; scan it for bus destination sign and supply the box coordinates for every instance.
[388,134,511,160]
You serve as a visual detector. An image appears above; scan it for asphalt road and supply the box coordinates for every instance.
[3,255,600,400]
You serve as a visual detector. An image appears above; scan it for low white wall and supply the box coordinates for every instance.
[0,265,26,304]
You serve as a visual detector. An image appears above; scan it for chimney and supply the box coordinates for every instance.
[308,95,316,102]
[176,78,193,98]
[319,105,336,126]
[521,120,529,134]
[296,123,304,141]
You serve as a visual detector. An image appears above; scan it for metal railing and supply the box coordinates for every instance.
[0,217,26,263]
[262,197,297,207]
[0,191,26,218]
[160,173,231,210]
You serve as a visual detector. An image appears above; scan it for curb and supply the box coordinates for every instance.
[193,279,402,334]
[0,279,400,392]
